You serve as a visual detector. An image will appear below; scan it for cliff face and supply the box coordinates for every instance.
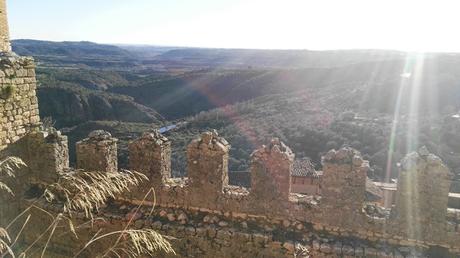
[37,87,164,128]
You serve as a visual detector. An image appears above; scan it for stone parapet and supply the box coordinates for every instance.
[3,128,460,257]
[22,196,460,258]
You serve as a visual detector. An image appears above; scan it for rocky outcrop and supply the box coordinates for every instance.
[37,87,164,127]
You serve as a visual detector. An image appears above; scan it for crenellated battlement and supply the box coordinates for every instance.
[393,149,453,242]
[9,126,460,256]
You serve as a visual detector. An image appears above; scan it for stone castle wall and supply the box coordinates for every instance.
[0,56,40,150]
[8,128,459,257]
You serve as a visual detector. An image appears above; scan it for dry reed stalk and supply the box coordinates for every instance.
[0,157,26,196]
[44,170,147,218]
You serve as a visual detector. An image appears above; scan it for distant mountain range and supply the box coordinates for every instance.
[13,39,132,58]
[12,39,419,70]
[14,39,460,121]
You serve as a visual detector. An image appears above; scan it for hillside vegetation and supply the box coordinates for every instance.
[12,40,460,183]
[36,69,166,127]
[166,92,457,182]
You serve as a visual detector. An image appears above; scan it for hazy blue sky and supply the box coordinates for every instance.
[7,0,460,51]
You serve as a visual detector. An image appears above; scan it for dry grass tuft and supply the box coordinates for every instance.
[0,227,13,257]
[70,186,176,258]
[83,229,175,258]
[1,160,174,257]
[0,157,27,195]
[44,170,147,217]
[0,156,26,257]
[121,229,175,257]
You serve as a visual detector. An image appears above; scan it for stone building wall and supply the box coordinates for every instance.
[291,176,321,195]
[0,56,40,150]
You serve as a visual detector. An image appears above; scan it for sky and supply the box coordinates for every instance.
[7,0,460,52]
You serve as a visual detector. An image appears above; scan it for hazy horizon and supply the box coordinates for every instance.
[12,38,412,52]
[8,0,460,53]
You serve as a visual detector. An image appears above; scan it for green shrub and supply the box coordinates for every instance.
[1,84,15,99]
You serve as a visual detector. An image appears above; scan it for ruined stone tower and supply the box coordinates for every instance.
[0,0,40,150]
[0,0,11,53]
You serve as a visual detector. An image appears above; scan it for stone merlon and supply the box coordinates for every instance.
[187,130,231,199]
[129,130,171,184]
[250,138,294,201]
[394,146,454,242]
[76,130,118,173]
